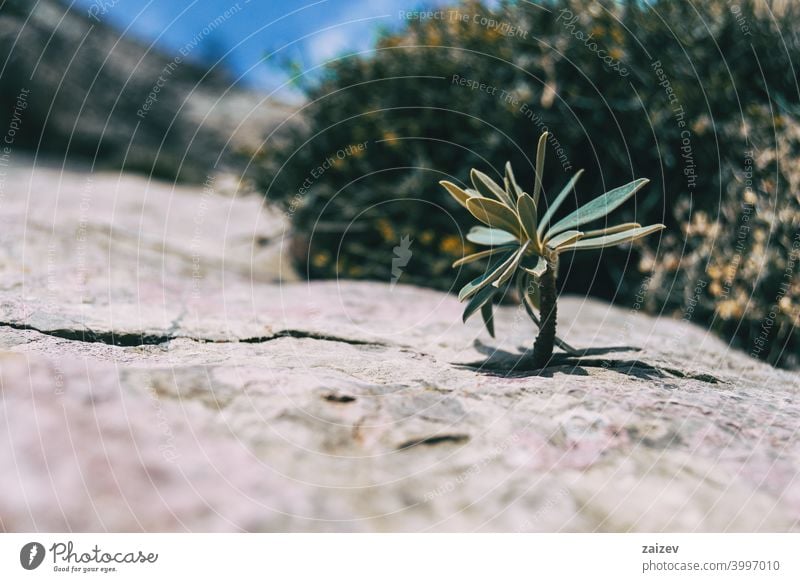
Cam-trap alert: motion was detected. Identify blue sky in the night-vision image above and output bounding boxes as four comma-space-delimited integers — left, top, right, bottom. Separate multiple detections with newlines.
72, 0, 462, 102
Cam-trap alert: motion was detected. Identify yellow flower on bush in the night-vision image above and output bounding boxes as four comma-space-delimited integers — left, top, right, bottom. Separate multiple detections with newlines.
424, 27, 443, 46
706, 264, 723, 280
439, 234, 462, 255
419, 230, 435, 245
312, 251, 330, 268
608, 47, 624, 61
382, 130, 399, 146
376, 218, 395, 241
717, 299, 743, 320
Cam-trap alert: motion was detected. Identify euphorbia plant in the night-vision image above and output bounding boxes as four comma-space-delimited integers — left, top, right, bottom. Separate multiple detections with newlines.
440, 132, 665, 368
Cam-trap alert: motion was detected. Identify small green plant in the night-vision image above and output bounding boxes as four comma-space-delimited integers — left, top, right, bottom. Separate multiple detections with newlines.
440, 132, 665, 368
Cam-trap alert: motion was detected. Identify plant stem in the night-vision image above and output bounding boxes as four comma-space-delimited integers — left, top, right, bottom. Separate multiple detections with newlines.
532, 259, 558, 368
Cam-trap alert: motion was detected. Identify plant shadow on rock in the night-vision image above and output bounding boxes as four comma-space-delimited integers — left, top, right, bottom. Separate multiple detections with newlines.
459, 340, 724, 384
458, 341, 684, 382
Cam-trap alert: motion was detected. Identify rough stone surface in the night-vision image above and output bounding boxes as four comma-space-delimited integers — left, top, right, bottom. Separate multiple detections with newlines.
1, 164, 799, 532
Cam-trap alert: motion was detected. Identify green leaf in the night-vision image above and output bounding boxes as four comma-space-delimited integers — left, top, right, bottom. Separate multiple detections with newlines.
480, 301, 495, 337
491, 243, 528, 288
583, 222, 641, 238
515, 193, 538, 243
547, 230, 584, 250
505, 161, 524, 198
556, 224, 665, 252
439, 180, 479, 209
457, 250, 516, 300
532, 132, 548, 207
462, 283, 498, 324
521, 254, 547, 278
546, 178, 650, 239
466, 197, 522, 236
451, 245, 516, 268
537, 169, 584, 240
466, 226, 517, 246
471, 169, 513, 207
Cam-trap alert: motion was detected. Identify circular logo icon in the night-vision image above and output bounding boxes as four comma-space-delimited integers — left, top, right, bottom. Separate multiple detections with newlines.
20, 542, 45, 570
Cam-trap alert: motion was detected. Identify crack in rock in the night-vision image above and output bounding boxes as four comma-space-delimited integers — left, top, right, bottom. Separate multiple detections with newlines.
238, 330, 385, 346
396, 434, 470, 450
323, 392, 357, 403
0, 321, 387, 348
0, 321, 174, 346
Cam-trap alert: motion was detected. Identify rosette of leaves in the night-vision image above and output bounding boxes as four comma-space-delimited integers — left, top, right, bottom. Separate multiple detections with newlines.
440, 132, 665, 368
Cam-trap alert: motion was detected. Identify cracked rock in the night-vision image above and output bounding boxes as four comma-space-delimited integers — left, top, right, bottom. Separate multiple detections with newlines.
1, 164, 799, 532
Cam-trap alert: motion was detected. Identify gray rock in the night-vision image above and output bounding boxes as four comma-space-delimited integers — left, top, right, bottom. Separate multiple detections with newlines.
1, 164, 798, 532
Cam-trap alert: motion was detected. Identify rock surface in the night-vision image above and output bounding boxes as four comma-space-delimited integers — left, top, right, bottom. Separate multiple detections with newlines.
1, 163, 799, 532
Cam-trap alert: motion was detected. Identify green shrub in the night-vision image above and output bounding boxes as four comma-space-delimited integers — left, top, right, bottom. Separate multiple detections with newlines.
256, 0, 799, 367
643, 106, 800, 368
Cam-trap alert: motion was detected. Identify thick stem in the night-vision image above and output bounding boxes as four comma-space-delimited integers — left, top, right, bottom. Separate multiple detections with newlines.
532, 259, 558, 368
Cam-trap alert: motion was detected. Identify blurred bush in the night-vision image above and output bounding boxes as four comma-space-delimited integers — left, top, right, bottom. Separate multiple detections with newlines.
255, 0, 799, 367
